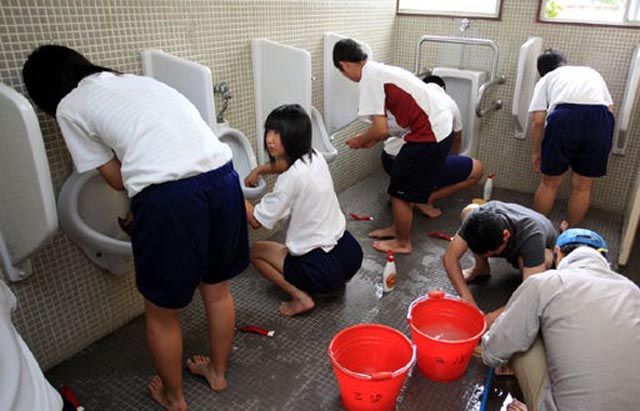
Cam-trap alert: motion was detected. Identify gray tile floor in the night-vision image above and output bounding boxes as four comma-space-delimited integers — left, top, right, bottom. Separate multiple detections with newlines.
47, 170, 627, 411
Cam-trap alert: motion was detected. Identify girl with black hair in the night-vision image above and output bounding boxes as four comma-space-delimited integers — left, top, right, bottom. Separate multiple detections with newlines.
245, 104, 363, 317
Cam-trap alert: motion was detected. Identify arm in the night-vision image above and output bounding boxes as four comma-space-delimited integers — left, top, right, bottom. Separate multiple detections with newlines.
244, 158, 288, 187
346, 115, 388, 149
442, 235, 477, 305
97, 157, 125, 191
450, 130, 462, 155
530, 111, 546, 173
244, 199, 261, 229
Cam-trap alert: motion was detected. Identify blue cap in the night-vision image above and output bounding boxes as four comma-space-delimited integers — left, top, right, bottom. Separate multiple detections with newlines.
556, 228, 608, 255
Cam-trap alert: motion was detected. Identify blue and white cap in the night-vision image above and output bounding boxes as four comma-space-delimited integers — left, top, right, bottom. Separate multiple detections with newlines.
556, 228, 608, 255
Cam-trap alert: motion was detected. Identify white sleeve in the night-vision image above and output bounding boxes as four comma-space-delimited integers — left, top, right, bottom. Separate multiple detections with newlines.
56, 113, 114, 173
358, 76, 386, 116
601, 78, 613, 106
481, 276, 548, 367
528, 79, 549, 112
451, 102, 463, 132
253, 173, 295, 230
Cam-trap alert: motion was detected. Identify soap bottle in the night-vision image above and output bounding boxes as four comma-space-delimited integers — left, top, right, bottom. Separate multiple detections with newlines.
383, 250, 397, 292
483, 173, 495, 201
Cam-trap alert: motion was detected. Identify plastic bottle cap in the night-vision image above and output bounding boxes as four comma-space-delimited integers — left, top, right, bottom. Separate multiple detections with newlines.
487, 173, 496, 179
387, 249, 395, 262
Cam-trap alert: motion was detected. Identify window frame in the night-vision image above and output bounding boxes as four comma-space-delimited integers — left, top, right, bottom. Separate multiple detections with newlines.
537, 0, 640, 29
396, 0, 503, 20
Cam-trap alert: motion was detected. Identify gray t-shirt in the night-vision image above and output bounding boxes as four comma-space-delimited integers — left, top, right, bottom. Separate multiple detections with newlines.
459, 201, 557, 268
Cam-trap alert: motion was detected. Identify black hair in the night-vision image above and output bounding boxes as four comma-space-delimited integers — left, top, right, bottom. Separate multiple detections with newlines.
22, 44, 118, 116
423, 75, 446, 90
264, 104, 313, 166
332, 39, 368, 71
559, 244, 607, 258
537, 48, 566, 77
463, 209, 508, 255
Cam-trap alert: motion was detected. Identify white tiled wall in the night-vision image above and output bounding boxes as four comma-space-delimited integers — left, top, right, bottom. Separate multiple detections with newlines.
0, 0, 397, 369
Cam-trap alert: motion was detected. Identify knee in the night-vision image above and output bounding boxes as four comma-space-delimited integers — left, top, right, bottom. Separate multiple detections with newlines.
541, 175, 562, 189
249, 241, 266, 262
469, 159, 484, 183
571, 176, 592, 192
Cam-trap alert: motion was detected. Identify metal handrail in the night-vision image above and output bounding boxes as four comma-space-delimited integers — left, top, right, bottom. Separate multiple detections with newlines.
475, 75, 506, 117
414, 35, 500, 81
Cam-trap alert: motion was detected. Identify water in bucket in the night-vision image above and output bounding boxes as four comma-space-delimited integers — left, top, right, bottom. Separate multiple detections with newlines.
407, 291, 486, 382
328, 323, 416, 411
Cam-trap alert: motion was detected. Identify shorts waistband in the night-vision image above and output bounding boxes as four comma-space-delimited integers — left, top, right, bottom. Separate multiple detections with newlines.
134, 161, 234, 200
555, 103, 609, 110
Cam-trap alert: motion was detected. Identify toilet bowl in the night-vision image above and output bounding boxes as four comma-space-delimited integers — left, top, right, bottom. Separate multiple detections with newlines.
216, 122, 267, 198
58, 170, 133, 275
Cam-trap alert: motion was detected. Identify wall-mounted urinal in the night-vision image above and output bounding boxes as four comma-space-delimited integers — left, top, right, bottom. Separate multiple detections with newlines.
513, 37, 543, 139
613, 45, 640, 156
141, 49, 266, 198
323, 32, 374, 135
431, 68, 488, 157
58, 170, 133, 275
251, 38, 337, 164
0, 84, 58, 282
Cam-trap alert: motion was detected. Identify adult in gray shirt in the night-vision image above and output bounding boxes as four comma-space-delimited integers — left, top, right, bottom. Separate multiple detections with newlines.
481, 229, 640, 411
443, 201, 557, 325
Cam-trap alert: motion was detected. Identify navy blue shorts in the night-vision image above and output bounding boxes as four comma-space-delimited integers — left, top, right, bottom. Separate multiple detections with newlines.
383, 151, 473, 189
542, 104, 614, 177
283, 231, 363, 294
130, 162, 249, 309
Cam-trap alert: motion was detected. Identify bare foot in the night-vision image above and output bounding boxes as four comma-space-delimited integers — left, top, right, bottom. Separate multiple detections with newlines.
416, 203, 442, 218
463, 267, 490, 282
559, 220, 569, 232
372, 239, 412, 254
186, 355, 227, 392
279, 294, 315, 317
148, 376, 187, 411
507, 398, 528, 411
368, 226, 396, 239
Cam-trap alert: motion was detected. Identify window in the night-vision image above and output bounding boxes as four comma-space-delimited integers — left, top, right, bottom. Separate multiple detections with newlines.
539, 0, 640, 26
397, 0, 502, 19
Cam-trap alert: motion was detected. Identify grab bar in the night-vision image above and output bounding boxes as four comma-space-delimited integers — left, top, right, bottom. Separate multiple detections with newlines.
475, 75, 506, 117
414, 35, 500, 81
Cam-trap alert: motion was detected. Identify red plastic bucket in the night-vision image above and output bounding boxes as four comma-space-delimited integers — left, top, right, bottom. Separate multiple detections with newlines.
328, 323, 416, 411
407, 291, 486, 382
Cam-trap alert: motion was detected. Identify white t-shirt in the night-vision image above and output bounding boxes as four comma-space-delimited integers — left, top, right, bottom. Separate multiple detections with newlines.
0, 281, 63, 411
254, 151, 346, 256
57, 72, 232, 197
529, 66, 613, 113
358, 61, 457, 143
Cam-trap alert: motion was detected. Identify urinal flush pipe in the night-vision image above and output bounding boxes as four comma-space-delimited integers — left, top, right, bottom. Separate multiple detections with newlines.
213, 81, 233, 123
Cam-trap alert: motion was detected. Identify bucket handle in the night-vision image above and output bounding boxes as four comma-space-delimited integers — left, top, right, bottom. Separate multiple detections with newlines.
371, 371, 393, 380
329, 343, 417, 381
407, 290, 446, 322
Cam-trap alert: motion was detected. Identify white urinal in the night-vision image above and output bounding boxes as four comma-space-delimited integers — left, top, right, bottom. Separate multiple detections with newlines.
251, 38, 337, 164
58, 170, 133, 275
140, 49, 266, 198
432, 67, 488, 157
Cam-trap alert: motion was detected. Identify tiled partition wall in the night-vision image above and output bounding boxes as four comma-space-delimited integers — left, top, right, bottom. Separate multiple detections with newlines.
0, 0, 397, 369
394, 1, 640, 213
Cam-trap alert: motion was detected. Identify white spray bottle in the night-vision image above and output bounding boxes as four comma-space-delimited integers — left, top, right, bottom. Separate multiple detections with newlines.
383, 250, 397, 292
483, 173, 496, 202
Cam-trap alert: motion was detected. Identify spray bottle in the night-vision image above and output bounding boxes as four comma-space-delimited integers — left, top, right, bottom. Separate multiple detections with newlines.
383, 250, 397, 292
483, 173, 496, 202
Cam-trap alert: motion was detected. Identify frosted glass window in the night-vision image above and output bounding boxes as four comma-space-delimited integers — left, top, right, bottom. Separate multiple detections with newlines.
540, 0, 640, 26
397, 0, 501, 18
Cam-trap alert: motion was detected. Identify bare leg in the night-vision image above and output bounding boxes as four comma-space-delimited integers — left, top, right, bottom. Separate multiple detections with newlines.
250, 241, 314, 316
507, 398, 528, 411
186, 281, 235, 392
568, 172, 593, 227
145, 300, 187, 411
534, 174, 563, 216
463, 254, 491, 281
418, 159, 485, 218
373, 197, 413, 254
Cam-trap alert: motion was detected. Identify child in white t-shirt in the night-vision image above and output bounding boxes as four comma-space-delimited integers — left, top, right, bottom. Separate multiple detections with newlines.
23, 45, 249, 411
245, 104, 363, 317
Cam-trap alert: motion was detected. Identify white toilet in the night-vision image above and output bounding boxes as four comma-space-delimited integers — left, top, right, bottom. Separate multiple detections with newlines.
57, 170, 133, 275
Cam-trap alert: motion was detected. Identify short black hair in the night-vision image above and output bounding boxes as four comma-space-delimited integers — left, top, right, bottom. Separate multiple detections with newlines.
264, 104, 313, 165
537, 49, 566, 77
462, 209, 508, 255
423, 75, 446, 90
332, 39, 368, 71
559, 244, 607, 258
22, 44, 117, 116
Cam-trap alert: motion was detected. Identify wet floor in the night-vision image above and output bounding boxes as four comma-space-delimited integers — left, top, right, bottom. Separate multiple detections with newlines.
46, 170, 624, 410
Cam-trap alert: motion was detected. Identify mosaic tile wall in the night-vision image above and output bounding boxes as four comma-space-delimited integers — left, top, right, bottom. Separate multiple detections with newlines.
393, 1, 640, 213
0, 0, 397, 369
